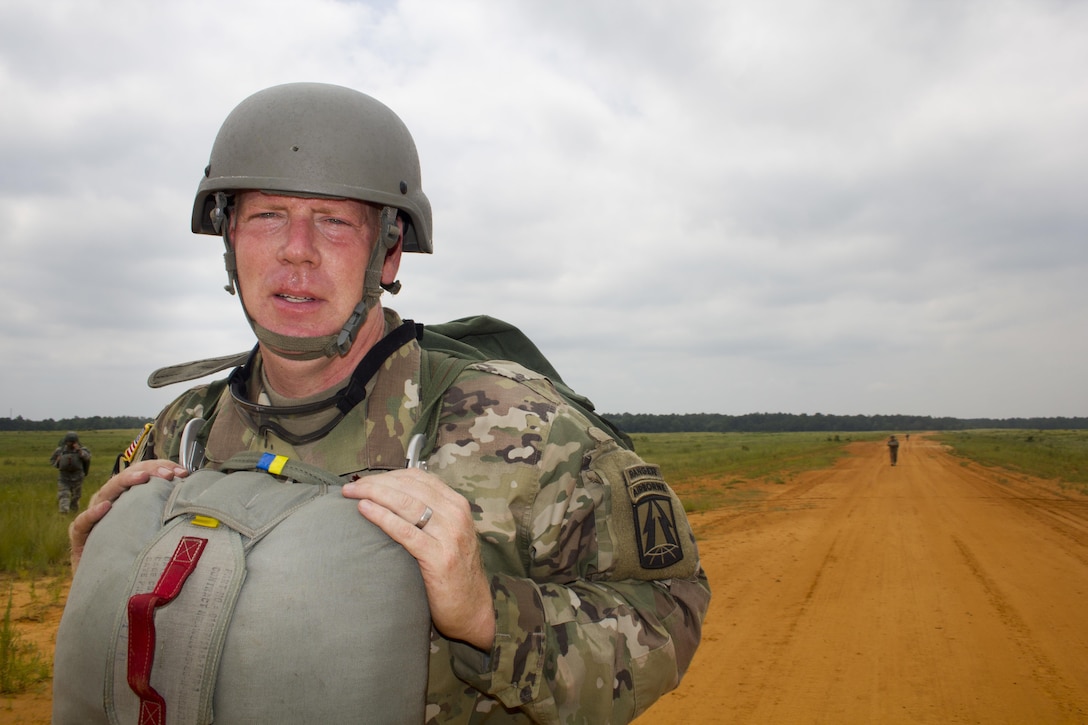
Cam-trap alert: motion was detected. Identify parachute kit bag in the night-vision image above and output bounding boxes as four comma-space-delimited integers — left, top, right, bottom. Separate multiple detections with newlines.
53, 453, 430, 725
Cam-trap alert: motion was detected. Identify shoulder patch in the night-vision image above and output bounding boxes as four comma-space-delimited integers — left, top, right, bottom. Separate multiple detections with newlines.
623, 464, 684, 570
581, 439, 698, 581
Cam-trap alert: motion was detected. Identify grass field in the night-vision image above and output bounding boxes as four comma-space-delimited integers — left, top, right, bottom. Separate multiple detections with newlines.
0, 430, 140, 576
935, 429, 1088, 494
629, 431, 885, 512
1, 430, 144, 696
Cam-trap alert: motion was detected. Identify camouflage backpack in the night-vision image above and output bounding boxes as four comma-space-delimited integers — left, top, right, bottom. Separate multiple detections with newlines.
57, 451, 84, 473
413, 315, 633, 454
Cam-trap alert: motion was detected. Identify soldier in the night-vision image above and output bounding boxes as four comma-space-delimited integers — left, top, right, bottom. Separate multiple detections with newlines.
50, 431, 91, 513
65, 83, 710, 722
887, 434, 900, 466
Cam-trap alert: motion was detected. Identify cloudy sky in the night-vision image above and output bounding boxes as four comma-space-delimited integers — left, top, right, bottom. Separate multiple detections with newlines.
2, 0, 1086, 422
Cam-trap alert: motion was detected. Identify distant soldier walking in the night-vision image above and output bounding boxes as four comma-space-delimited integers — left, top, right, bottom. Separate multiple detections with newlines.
50, 432, 91, 513
887, 435, 900, 467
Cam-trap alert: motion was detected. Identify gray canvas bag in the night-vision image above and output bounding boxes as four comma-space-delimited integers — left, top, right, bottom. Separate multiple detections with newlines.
53, 453, 429, 724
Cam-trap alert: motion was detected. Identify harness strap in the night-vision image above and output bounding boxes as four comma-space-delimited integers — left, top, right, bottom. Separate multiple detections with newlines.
220, 451, 344, 487
409, 349, 474, 462
126, 536, 209, 725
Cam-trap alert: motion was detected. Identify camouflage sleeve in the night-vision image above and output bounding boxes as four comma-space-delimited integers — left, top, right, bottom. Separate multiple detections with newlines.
451, 571, 710, 722
431, 363, 711, 723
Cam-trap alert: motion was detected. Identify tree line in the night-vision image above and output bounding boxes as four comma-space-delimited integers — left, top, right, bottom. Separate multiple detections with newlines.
602, 412, 1088, 434
4, 412, 1086, 435
0, 415, 151, 432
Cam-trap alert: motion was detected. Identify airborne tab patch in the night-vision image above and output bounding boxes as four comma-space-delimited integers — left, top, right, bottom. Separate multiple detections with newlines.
623, 464, 684, 570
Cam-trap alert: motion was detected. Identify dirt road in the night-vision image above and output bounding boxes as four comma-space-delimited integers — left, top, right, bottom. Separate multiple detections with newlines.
7, 435, 1088, 724
636, 435, 1088, 724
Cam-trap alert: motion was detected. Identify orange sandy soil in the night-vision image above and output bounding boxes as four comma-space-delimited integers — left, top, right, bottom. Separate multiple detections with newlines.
7, 435, 1088, 724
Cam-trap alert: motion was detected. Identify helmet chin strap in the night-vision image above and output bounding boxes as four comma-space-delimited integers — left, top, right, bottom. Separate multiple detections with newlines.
214, 194, 402, 360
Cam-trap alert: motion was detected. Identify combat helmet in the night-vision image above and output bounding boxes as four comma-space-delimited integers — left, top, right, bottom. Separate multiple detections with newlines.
192, 82, 433, 359
64, 431, 79, 444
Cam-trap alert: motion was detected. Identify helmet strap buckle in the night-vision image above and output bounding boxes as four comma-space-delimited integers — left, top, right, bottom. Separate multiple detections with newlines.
214, 192, 239, 295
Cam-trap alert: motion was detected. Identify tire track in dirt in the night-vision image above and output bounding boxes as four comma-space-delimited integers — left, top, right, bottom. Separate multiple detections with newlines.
1000, 498, 1088, 570
937, 448, 1088, 556
950, 534, 1082, 721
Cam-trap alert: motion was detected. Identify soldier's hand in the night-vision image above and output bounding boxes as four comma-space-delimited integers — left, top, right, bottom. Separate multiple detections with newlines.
69, 459, 188, 571
342, 469, 496, 651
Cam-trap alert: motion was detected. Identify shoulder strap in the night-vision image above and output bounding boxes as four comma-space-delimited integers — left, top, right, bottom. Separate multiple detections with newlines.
408, 349, 473, 461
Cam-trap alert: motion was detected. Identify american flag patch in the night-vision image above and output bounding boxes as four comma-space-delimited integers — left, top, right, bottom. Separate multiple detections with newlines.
122, 423, 154, 463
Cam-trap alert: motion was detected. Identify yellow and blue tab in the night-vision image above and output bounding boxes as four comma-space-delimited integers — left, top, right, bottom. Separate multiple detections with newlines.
256, 452, 289, 476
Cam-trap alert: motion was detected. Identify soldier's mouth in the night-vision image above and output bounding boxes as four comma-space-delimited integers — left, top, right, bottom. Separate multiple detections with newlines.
277, 293, 316, 303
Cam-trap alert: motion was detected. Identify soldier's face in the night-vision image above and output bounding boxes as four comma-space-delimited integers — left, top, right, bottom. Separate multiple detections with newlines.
230, 192, 399, 339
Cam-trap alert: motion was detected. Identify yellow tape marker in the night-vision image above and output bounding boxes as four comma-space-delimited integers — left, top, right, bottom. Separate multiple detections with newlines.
257, 452, 290, 476
267, 454, 288, 476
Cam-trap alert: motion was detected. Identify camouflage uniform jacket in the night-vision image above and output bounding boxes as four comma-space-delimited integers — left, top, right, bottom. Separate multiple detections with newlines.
134, 312, 711, 724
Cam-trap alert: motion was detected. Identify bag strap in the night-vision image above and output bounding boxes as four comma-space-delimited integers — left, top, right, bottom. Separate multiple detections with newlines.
408, 350, 474, 462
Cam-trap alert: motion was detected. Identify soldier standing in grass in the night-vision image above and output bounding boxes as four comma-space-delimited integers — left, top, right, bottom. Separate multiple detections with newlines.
61, 83, 709, 724
887, 434, 900, 466
50, 431, 91, 513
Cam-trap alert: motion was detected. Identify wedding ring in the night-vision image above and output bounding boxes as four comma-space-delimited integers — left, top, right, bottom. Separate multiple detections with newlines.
415, 505, 433, 529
